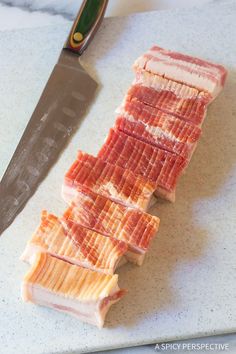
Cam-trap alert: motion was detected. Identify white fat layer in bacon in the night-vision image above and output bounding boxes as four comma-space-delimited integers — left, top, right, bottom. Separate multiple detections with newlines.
21, 245, 45, 264
147, 60, 220, 98
133, 70, 206, 101
125, 250, 145, 266
134, 50, 225, 98
97, 181, 151, 211
20, 244, 124, 275
147, 49, 223, 81
96, 181, 134, 208
62, 182, 151, 213
121, 110, 191, 144
117, 96, 206, 128
116, 256, 127, 268
62, 178, 151, 212
21, 282, 120, 328
155, 186, 176, 203
61, 184, 77, 204
185, 141, 198, 160
149, 195, 157, 208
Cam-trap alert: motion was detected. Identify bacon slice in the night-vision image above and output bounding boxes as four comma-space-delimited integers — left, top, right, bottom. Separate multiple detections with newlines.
63, 185, 160, 266
20, 211, 127, 275
98, 129, 187, 202
22, 253, 125, 327
128, 70, 211, 126
133, 45, 227, 98
62, 151, 155, 211
116, 97, 201, 159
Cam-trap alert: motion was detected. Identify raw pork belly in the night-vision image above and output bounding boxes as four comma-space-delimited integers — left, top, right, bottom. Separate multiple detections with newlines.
63, 186, 160, 265
22, 253, 125, 327
128, 70, 211, 126
62, 151, 155, 211
116, 97, 201, 159
21, 211, 127, 275
21, 44, 227, 328
133, 45, 227, 98
98, 129, 187, 202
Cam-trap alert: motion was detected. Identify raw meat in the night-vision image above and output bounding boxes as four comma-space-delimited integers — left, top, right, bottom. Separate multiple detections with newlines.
21, 211, 128, 275
116, 97, 201, 159
98, 129, 187, 202
133, 45, 227, 98
128, 70, 211, 126
22, 252, 125, 327
63, 185, 160, 266
62, 151, 156, 211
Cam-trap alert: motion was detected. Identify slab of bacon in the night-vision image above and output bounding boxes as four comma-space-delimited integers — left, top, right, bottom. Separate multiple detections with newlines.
21, 44, 227, 327
98, 128, 187, 202
22, 253, 125, 327
133, 45, 227, 98
21, 211, 128, 275
116, 97, 201, 159
62, 150, 155, 211
128, 70, 211, 126
63, 185, 160, 266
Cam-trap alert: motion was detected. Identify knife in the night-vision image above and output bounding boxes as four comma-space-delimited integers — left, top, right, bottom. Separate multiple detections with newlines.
0, 0, 108, 236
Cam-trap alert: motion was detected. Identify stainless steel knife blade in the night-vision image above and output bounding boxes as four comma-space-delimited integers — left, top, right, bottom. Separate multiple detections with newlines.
0, 0, 108, 235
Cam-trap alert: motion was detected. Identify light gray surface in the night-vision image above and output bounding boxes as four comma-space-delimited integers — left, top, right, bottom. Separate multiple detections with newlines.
0, 2, 236, 354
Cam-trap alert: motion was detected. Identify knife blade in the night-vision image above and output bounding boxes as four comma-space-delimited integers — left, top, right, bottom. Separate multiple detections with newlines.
0, 0, 108, 236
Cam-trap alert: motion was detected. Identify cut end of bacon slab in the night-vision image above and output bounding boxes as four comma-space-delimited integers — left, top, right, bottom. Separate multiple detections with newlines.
133, 45, 227, 98
98, 129, 187, 202
116, 97, 202, 160
63, 150, 156, 211
20, 210, 127, 275
62, 185, 160, 265
22, 253, 125, 328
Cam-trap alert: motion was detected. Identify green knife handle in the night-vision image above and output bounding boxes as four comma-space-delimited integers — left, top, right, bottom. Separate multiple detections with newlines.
65, 0, 108, 55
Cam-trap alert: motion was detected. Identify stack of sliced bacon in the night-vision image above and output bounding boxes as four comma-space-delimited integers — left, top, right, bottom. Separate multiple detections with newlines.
21, 45, 226, 327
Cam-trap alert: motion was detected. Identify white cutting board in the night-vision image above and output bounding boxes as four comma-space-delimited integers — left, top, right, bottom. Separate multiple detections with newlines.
0, 1, 236, 353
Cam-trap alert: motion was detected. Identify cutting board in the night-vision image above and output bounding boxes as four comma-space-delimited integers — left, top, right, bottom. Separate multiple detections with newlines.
1, 1, 236, 353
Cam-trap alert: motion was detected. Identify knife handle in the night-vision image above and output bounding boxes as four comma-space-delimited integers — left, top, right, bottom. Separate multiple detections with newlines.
65, 0, 108, 55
